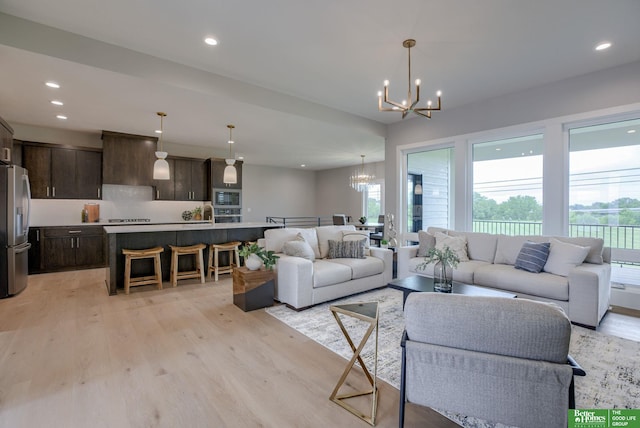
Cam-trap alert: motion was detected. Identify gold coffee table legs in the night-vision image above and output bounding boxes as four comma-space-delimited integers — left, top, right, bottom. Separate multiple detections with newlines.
329, 302, 379, 426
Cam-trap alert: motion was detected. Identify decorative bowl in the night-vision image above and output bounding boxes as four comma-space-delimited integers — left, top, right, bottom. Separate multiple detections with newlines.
182, 210, 193, 221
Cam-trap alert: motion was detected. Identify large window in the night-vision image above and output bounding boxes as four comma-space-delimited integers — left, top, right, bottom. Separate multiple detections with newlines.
569, 118, 640, 284
407, 148, 454, 231
472, 134, 544, 235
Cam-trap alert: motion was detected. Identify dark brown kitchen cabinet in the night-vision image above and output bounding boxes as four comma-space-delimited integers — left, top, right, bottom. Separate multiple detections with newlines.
28, 227, 42, 274
102, 131, 156, 186
210, 158, 242, 190
174, 158, 208, 201
40, 226, 105, 272
153, 158, 175, 200
0, 115, 13, 163
23, 144, 102, 199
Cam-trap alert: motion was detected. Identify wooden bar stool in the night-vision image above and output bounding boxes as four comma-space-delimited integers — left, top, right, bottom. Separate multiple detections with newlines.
169, 244, 206, 287
208, 241, 241, 281
122, 246, 164, 295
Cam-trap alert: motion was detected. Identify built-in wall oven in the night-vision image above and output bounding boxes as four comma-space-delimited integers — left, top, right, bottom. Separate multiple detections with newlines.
213, 189, 242, 222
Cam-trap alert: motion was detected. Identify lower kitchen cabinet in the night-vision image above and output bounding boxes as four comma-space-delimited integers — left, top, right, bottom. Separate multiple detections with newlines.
36, 226, 106, 273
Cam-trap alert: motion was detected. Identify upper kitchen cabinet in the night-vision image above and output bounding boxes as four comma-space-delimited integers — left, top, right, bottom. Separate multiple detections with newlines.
0, 115, 13, 164
23, 143, 103, 199
102, 131, 156, 187
174, 158, 208, 201
210, 158, 242, 190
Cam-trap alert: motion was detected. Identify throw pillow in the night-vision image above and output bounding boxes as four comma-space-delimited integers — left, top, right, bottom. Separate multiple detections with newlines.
543, 238, 590, 277
416, 230, 436, 257
283, 240, 316, 261
434, 232, 469, 262
327, 239, 365, 259
342, 230, 370, 248
514, 241, 551, 273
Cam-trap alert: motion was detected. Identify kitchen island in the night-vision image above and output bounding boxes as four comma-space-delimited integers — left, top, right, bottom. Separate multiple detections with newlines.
104, 222, 280, 295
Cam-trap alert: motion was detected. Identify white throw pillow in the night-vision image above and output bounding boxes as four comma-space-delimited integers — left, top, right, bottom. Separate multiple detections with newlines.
283, 240, 316, 261
434, 232, 469, 262
343, 230, 371, 256
416, 230, 435, 257
543, 238, 590, 277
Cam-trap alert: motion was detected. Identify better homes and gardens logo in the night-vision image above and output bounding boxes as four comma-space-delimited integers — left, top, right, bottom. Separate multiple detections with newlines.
569, 409, 640, 428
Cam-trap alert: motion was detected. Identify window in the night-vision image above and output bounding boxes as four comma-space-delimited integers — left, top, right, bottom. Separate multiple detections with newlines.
569, 118, 640, 285
364, 181, 383, 223
407, 148, 454, 231
472, 134, 544, 235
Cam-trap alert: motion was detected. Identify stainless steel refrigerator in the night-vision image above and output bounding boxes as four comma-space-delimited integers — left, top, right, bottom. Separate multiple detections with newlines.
0, 164, 31, 298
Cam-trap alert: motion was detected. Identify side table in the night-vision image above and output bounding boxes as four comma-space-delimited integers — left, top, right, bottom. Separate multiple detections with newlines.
329, 302, 379, 426
232, 266, 275, 311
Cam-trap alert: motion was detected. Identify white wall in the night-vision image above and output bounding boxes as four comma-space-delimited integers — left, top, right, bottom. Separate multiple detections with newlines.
315, 161, 385, 221
385, 60, 640, 232
241, 164, 316, 222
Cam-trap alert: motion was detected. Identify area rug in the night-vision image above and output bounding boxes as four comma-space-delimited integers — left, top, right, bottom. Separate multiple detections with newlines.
266, 287, 640, 427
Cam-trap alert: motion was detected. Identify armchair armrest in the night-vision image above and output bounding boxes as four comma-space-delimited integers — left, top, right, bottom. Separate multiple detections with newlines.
370, 247, 393, 284
397, 245, 419, 280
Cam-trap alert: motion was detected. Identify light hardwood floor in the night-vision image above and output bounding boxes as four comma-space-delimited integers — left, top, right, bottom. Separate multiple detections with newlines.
0, 269, 457, 428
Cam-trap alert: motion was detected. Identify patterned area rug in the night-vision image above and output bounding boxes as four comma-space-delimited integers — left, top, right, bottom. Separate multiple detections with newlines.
266, 287, 640, 427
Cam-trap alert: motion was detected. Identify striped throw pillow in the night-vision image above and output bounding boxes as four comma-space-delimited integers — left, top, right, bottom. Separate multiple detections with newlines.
514, 241, 551, 273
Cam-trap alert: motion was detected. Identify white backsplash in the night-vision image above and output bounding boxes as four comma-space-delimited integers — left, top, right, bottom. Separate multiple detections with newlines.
30, 184, 210, 226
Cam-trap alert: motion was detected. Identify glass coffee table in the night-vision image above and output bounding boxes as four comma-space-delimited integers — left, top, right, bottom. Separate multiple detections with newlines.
388, 275, 517, 307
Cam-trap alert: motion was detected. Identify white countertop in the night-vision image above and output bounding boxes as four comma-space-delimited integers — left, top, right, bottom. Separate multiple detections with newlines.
103, 222, 279, 234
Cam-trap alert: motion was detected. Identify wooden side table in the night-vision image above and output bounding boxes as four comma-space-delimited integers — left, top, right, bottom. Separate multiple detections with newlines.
232, 266, 275, 311
329, 302, 379, 426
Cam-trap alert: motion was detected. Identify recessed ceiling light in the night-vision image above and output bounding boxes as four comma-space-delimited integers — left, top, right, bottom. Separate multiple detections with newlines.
595, 42, 612, 51
51, 100, 63, 106
155, 130, 162, 134
204, 37, 218, 46
628, 129, 637, 134
56, 115, 67, 120
301, 164, 306, 168
238, 156, 244, 160
46, 81, 60, 88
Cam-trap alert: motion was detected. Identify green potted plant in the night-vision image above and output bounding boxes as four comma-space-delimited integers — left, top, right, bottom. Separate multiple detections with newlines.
417, 246, 460, 292
239, 243, 279, 271
380, 239, 389, 249
192, 206, 202, 221
359, 216, 367, 224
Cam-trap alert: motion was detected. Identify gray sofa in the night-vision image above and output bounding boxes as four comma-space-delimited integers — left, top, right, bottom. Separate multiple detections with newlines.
397, 227, 611, 328
258, 225, 393, 310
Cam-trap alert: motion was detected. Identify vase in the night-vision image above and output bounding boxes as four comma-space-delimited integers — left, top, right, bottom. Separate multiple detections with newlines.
245, 253, 263, 271
433, 259, 453, 292
194, 213, 202, 220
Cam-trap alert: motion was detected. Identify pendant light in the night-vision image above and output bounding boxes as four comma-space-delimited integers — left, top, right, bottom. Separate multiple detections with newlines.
153, 112, 170, 180
350, 155, 375, 192
223, 124, 237, 185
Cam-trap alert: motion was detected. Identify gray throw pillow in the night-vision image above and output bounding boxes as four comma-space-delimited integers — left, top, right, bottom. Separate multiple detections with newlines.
327, 239, 365, 259
283, 240, 316, 261
514, 241, 550, 273
416, 230, 435, 257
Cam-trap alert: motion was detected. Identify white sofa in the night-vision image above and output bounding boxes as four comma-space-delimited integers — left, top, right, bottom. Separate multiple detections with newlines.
397, 227, 612, 328
258, 225, 393, 310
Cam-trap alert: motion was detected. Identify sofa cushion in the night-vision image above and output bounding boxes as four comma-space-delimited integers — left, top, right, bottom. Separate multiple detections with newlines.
329, 257, 384, 280
514, 241, 551, 273
343, 230, 370, 247
463, 232, 499, 263
264, 228, 305, 253
412, 259, 489, 285
555, 236, 604, 265
474, 264, 569, 301
283, 240, 316, 261
327, 239, 365, 259
316, 225, 356, 258
312, 259, 352, 288
543, 238, 590, 277
434, 232, 469, 262
297, 229, 321, 259
494, 235, 547, 265
416, 230, 435, 257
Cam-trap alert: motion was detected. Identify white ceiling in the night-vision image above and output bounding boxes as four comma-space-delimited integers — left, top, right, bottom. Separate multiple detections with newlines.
1, 0, 639, 170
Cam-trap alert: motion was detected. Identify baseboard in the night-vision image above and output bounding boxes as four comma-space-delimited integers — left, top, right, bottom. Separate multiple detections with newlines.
610, 285, 640, 311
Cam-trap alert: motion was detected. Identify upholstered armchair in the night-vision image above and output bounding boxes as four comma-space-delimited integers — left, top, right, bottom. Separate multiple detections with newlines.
400, 293, 585, 428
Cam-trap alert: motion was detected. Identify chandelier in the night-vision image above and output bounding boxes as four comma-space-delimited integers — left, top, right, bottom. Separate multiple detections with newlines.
223, 124, 237, 185
350, 155, 375, 192
378, 39, 442, 119
153, 112, 170, 180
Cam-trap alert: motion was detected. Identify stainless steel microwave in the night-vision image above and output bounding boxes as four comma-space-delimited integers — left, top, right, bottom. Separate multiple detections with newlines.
213, 189, 241, 207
